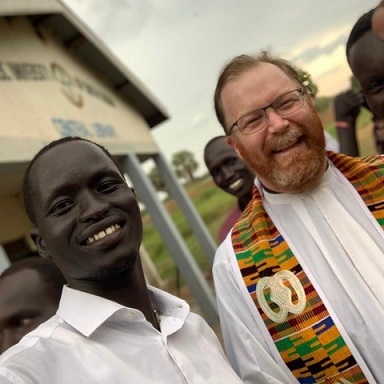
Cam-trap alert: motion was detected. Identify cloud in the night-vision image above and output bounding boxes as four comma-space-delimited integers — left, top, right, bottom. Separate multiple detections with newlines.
61, 0, 379, 166
63, 0, 153, 40
290, 34, 347, 64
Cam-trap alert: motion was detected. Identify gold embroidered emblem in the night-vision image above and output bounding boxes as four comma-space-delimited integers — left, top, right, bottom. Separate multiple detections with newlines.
256, 270, 306, 323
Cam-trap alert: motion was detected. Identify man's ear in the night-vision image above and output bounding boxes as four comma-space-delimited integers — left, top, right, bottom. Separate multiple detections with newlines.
30, 229, 52, 259
226, 135, 235, 148
226, 136, 244, 161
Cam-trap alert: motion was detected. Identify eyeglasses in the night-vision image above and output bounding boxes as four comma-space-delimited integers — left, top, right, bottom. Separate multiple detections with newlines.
227, 88, 305, 135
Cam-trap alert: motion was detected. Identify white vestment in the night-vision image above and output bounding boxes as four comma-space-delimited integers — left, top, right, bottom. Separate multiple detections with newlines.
213, 162, 384, 383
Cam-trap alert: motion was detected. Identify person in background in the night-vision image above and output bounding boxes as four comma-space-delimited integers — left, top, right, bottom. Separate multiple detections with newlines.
204, 135, 254, 242
0, 257, 66, 354
212, 50, 384, 383
372, 0, 384, 40
333, 89, 363, 156
346, 6, 384, 151
0, 136, 244, 384
333, 89, 384, 155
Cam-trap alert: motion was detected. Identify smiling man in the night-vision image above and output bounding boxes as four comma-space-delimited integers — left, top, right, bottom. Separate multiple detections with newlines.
204, 135, 254, 242
0, 137, 243, 384
211, 51, 384, 383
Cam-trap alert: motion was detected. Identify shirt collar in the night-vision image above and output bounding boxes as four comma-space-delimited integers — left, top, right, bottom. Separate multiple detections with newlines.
57, 285, 190, 337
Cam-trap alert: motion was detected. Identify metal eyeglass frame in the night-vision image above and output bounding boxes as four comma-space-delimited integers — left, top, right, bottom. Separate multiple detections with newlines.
227, 88, 305, 136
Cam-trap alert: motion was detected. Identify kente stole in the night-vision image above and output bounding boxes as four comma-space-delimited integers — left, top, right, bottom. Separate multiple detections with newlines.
231, 152, 384, 383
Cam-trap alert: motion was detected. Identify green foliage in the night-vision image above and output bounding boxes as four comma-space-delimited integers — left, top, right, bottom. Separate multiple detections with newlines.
357, 107, 374, 127
142, 177, 235, 285
356, 108, 376, 155
171, 150, 199, 182
324, 122, 337, 140
314, 96, 332, 113
148, 166, 166, 192
350, 75, 360, 92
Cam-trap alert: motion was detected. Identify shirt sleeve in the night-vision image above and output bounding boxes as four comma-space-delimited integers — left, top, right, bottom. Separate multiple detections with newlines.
212, 237, 293, 384
0, 370, 25, 384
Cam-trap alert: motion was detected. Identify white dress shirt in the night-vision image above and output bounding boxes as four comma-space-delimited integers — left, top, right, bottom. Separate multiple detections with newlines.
0, 285, 243, 384
213, 162, 384, 383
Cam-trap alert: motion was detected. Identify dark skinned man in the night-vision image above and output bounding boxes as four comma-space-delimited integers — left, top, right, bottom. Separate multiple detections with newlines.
0, 137, 243, 384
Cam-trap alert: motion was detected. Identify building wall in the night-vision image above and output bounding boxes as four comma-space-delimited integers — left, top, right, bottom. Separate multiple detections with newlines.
0, 15, 160, 163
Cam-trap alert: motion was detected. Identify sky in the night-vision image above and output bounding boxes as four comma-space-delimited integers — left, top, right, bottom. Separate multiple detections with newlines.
61, 0, 379, 175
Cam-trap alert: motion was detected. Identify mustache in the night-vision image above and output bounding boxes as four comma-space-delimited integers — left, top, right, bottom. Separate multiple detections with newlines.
266, 128, 303, 152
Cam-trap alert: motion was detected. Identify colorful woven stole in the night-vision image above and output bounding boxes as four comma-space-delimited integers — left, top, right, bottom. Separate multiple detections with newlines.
232, 152, 384, 383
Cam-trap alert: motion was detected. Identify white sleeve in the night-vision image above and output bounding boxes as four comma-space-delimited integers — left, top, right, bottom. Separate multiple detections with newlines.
0, 370, 25, 384
212, 236, 293, 384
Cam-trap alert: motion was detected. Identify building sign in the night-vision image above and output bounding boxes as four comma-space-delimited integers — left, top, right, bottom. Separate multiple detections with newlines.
0, 61, 115, 108
0, 16, 159, 162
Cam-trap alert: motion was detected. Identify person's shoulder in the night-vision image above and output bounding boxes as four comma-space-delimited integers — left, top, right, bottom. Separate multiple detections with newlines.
0, 369, 21, 384
182, 311, 222, 344
356, 154, 384, 175
328, 151, 384, 171
0, 315, 63, 365
360, 154, 384, 165
0, 316, 69, 384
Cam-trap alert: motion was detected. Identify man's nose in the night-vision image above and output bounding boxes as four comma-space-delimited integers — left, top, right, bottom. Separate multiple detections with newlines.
222, 167, 232, 178
265, 107, 289, 133
218, 167, 232, 183
78, 192, 109, 222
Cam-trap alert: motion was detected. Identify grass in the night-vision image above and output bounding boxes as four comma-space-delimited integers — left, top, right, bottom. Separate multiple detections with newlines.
142, 176, 236, 287
142, 106, 377, 290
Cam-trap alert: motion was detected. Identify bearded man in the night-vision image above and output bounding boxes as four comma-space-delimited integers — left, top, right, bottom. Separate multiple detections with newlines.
211, 51, 384, 383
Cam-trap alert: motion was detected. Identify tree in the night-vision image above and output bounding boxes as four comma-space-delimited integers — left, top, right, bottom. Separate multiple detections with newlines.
171, 150, 199, 183
148, 166, 166, 192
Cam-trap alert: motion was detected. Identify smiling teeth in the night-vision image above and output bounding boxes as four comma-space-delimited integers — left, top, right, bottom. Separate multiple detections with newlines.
229, 179, 242, 189
86, 224, 121, 245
